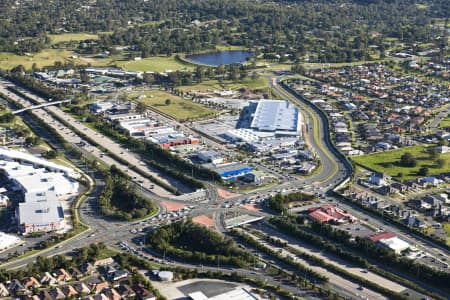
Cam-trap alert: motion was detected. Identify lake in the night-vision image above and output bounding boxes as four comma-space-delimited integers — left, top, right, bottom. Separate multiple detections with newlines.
186, 50, 254, 67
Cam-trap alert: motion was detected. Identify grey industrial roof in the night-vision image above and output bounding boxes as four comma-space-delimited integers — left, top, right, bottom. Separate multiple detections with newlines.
250, 100, 299, 132
17, 195, 64, 226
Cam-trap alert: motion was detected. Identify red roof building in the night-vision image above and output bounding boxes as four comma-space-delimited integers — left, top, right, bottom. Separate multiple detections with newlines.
368, 232, 396, 242
308, 205, 358, 224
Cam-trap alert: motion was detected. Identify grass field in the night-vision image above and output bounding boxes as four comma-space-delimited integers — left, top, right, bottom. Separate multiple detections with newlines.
439, 117, 450, 128
48, 33, 99, 44
130, 90, 216, 120
443, 223, 450, 245
177, 77, 269, 93
0, 49, 79, 69
118, 55, 195, 72
352, 145, 450, 180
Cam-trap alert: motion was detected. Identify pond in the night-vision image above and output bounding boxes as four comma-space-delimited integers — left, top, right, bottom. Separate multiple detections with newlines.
186, 50, 254, 67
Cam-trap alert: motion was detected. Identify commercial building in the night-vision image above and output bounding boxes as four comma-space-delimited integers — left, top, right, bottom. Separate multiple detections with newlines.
209, 163, 253, 181
15, 192, 65, 234
0, 147, 77, 178
197, 151, 226, 165
308, 205, 358, 224
368, 232, 410, 254
119, 118, 160, 136
188, 288, 260, 300
0, 161, 79, 200
145, 133, 199, 149
249, 100, 301, 136
0, 148, 79, 234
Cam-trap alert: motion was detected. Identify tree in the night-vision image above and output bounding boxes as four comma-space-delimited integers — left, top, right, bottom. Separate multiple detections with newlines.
399, 152, 417, 167
418, 167, 429, 176
136, 102, 147, 113
251, 71, 260, 81
429, 148, 440, 160
165, 99, 171, 106
436, 158, 446, 168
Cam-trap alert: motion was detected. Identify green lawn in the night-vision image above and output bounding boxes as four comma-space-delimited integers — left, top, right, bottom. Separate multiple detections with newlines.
0, 49, 80, 70
439, 117, 450, 128
118, 55, 194, 72
443, 223, 450, 245
129, 90, 216, 121
177, 77, 269, 92
352, 145, 450, 180
48, 33, 99, 44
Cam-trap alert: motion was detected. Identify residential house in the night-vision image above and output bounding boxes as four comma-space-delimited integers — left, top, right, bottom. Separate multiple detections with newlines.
39, 272, 57, 286
425, 176, 443, 186
407, 199, 431, 211
436, 145, 450, 154
49, 287, 66, 300
8, 279, 27, 295
22, 277, 41, 289
94, 294, 109, 300
376, 185, 396, 196
434, 193, 449, 204
81, 296, 95, 300
80, 262, 97, 275
104, 288, 121, 300
391, 182, 408, 193
73, 282, 91, 294
91, 281, 109, 294
0, 283, 9, 297
116, 284, 136, 298
54, 268, 72, 282
132, 284, 156, 300
39, 290, 53, 300
368, 172, 389, 186
62, 285, 79, 298
69, 267, 84, 280
402, 216, 426, 228
23, 295, 40, 300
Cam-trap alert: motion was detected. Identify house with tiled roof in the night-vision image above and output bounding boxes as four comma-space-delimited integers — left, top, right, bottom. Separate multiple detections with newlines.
91, 281, 109, 294
62, 285, 79, 298
73, 282, 91, 294
22, 277, 41, 289
104, 288, 121, 300
49, 287, 66, 300
54, 268, 72, 282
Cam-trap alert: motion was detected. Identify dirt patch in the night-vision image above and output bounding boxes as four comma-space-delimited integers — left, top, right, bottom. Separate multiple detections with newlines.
216, 187, 240, 199
161, 201, 186, 212
242, 204, 261, 211
192, 215, 215, 228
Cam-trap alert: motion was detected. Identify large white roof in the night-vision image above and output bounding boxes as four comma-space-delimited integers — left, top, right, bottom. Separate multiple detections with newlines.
189, 288, 259, 300
250, 100, 300, 133
0, 232, 21, 250
17, 196, 64, 226
379, 237, 410, 251
0, 147, 75, 177
12, 171, 78, 196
